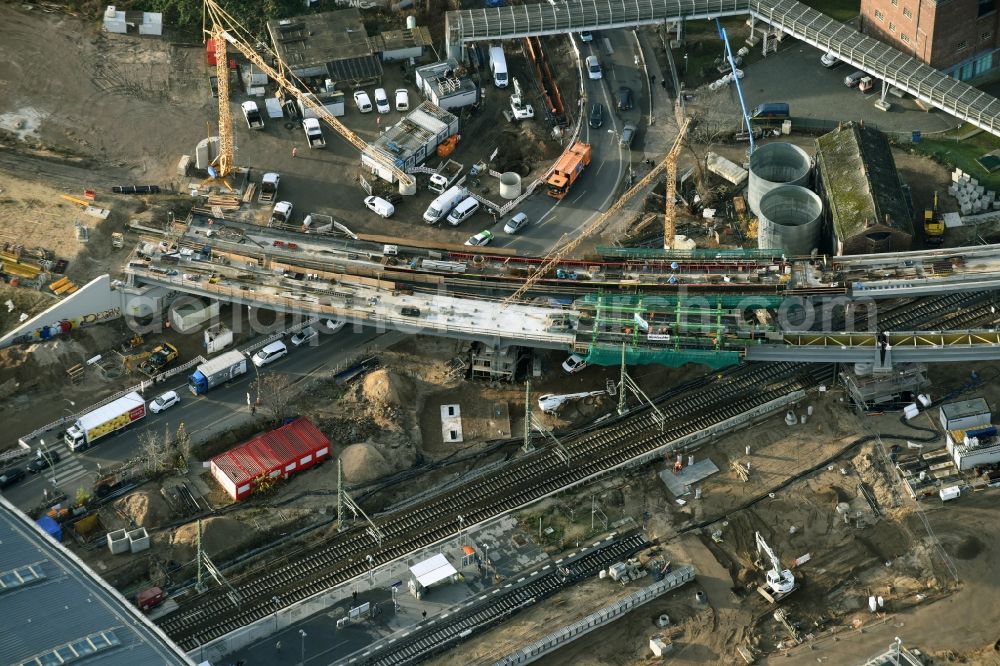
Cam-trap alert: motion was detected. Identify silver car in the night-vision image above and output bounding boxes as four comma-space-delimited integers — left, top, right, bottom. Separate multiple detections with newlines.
504, 212, 529, 234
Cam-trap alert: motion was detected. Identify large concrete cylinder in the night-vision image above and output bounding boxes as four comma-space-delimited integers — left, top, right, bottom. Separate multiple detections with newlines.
757, 185, 822, 255
748, 142, 811, 217
499, 172, 522, 199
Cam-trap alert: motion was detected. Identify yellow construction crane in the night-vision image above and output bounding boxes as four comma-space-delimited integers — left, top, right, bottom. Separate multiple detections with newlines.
201, 0, 415, 193
663, 119, 690, 250
203, 23, 234, 191
502, 118, 690, 307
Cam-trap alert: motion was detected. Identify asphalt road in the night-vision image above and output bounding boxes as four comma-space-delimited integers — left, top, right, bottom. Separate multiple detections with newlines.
497, 29, 648, 255
1, 325, 389, 510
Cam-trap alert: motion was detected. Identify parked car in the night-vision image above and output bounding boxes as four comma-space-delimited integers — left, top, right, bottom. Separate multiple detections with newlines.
149, 390, 180, 414
561, 353, 588, 374
400, 306, 421, 317
252, 341, 288, 367
589, 102, 604, 129
617, 86, 633, 111
586, 55, 602, 80
504, 212, 529, 234
0, 467, 25, 489
395, 88, 410, 112
579, 31, 593, 42
464, 230, 494, 246
619, 123, 637, 147
324, 319, 346, 332
290, 325, 318, 347
27, 450, 61, 474
844, 70, 866, 87
353, 90, 373, 112
364, 195, 395, 218
374, 87, 390, 114
820, 52, 840, 68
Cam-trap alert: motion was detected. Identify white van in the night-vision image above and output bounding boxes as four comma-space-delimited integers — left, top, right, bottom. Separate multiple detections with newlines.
489, 46, 509, 88
446, 196, 480, 226
364, 195, 395, 218
252, 341, 288, 367
423, 185, 468, 224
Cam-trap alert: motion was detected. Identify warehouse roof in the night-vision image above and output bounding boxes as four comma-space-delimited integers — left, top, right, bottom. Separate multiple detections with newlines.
267, 9, 382, 82
373, 26, 434, 53
0, 497, 190, 666
816, 122, 913, 241
211, 417, 330, 487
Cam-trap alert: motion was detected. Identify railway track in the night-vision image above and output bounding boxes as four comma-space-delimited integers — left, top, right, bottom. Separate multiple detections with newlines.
159, 361, 823, 649
159, 293, 993, 651
352, 532, 651, 666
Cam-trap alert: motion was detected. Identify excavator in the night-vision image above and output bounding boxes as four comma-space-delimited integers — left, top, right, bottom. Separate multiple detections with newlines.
924, 191, 944, 246
754, 531, 797, 603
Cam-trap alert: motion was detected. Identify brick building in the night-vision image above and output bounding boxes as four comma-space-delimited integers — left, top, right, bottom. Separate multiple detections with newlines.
860, 0, 1000, 79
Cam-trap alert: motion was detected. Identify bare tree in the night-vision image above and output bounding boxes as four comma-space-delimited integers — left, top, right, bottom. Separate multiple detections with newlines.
174, 422, 193, 470
140, 425, 173, 474
252, 373, 295, 423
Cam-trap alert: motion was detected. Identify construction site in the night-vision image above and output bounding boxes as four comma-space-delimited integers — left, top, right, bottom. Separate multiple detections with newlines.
4, 0, 1000, 665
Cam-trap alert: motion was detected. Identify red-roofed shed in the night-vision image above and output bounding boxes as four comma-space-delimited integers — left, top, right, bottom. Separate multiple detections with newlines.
210, 417, 331, 500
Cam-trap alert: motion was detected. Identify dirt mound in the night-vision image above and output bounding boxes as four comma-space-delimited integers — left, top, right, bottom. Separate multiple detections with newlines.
0, 338, 88, 392
115, 490, 172, 529
362, 368, 414, 407
340, 442, 391, 485
170, 516, 256, 561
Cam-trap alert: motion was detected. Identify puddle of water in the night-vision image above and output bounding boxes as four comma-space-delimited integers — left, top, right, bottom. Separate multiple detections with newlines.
0, 107, 48, 140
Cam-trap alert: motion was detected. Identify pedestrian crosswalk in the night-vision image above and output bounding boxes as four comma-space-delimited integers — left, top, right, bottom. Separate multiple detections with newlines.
47, 446, 90, 491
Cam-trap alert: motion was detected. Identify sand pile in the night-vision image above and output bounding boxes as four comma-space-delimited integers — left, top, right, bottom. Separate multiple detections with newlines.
170, 516, 257, 561
0, 338, 88, 397
340, 442, 391, 485
116, 490, 172, 529
362, 368, 414, 407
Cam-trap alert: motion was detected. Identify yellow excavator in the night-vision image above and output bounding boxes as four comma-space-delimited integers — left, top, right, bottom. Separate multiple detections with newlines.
924, 191, 944, 246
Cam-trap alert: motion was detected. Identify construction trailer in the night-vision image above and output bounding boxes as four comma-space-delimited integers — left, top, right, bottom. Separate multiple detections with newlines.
939, 397, 991, 431
362, 102, 459, 183
416, 59, 479, 111
209, 417, 331, 501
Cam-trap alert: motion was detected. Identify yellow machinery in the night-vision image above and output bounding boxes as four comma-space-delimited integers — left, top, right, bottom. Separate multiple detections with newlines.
503, 118, 690, 307
924, 191, 944, 246
663, 119, 691, 249
202, 0, 415, 193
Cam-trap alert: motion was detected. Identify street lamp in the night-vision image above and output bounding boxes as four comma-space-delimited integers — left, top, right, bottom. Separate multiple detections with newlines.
298, 629, 307, 666
367, 554, 374, 586
482, 543, 491, 578
37, 438, 57, 490
271, 595, 282, 631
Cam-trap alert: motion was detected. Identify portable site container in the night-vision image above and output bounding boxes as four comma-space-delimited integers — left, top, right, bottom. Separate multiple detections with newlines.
210, 417, 331, 500
939, 398, 991, 431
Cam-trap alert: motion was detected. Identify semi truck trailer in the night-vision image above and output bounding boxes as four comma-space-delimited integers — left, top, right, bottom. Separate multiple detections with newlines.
188, 350, 248, 395
64, 391, 147, 452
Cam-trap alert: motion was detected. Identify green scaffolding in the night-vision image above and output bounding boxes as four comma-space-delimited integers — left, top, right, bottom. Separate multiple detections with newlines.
596, 246, 783, 260
578, 291, 784, 310
584, 344, 742, 369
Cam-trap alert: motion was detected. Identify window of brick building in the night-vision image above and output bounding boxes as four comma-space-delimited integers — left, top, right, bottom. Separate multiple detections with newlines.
956, 40, 968, 51
901, 33, 911, 42
978, 0, 996, 18
889, 21, 897, 32
874, 9, 884, 20
902, 7, 912, 18
891, 0, 898, 5
983, 31, 994, 41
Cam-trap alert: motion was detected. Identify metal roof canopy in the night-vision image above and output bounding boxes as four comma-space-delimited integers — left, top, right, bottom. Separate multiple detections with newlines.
445, 0, 1000, 138
409, 553, 457, 587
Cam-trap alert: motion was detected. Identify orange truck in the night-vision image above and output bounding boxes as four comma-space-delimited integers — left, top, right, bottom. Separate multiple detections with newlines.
546, 142, 592, 199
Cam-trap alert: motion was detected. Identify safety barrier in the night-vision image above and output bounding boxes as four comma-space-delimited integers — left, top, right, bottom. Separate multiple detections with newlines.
492, 565, 697, 665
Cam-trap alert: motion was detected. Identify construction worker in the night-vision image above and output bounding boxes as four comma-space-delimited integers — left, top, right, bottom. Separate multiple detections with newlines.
292, 147, 298, 158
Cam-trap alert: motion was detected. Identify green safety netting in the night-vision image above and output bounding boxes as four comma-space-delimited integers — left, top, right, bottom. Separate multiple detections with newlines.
596, 247, 783, 260
583, 345, 742, 370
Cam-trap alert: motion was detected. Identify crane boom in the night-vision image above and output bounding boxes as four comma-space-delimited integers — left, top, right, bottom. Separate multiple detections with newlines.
502, 118, 690, 308
203, 0, 415, 191
211, 24, 233, 180
663, 119, 690, 249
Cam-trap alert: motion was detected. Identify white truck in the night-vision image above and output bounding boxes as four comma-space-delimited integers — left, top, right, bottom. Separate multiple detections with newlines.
303, 118, 326, 148
64, 392, 147, 452
188, 350, 248, 395
258, 172, 280, 203
423, 185, 468, 224
270, 201, 294, 226
429, 160, 464, 194
489, 46, 509, 88
241, 101, 265, 130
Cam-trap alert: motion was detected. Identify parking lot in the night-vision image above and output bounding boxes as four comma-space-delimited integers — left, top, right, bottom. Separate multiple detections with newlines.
692, 39, 961, 135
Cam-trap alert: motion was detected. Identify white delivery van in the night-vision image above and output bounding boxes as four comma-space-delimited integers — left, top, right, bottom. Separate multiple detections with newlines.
446, 196, 480, 226
423, 185, 469, 224
252, 341, 288, 367
489, 46, 509, 88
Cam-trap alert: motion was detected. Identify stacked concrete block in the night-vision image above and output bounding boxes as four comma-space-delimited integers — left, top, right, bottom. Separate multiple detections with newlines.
128, 527, 150, 553
107, 529, 129, 554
